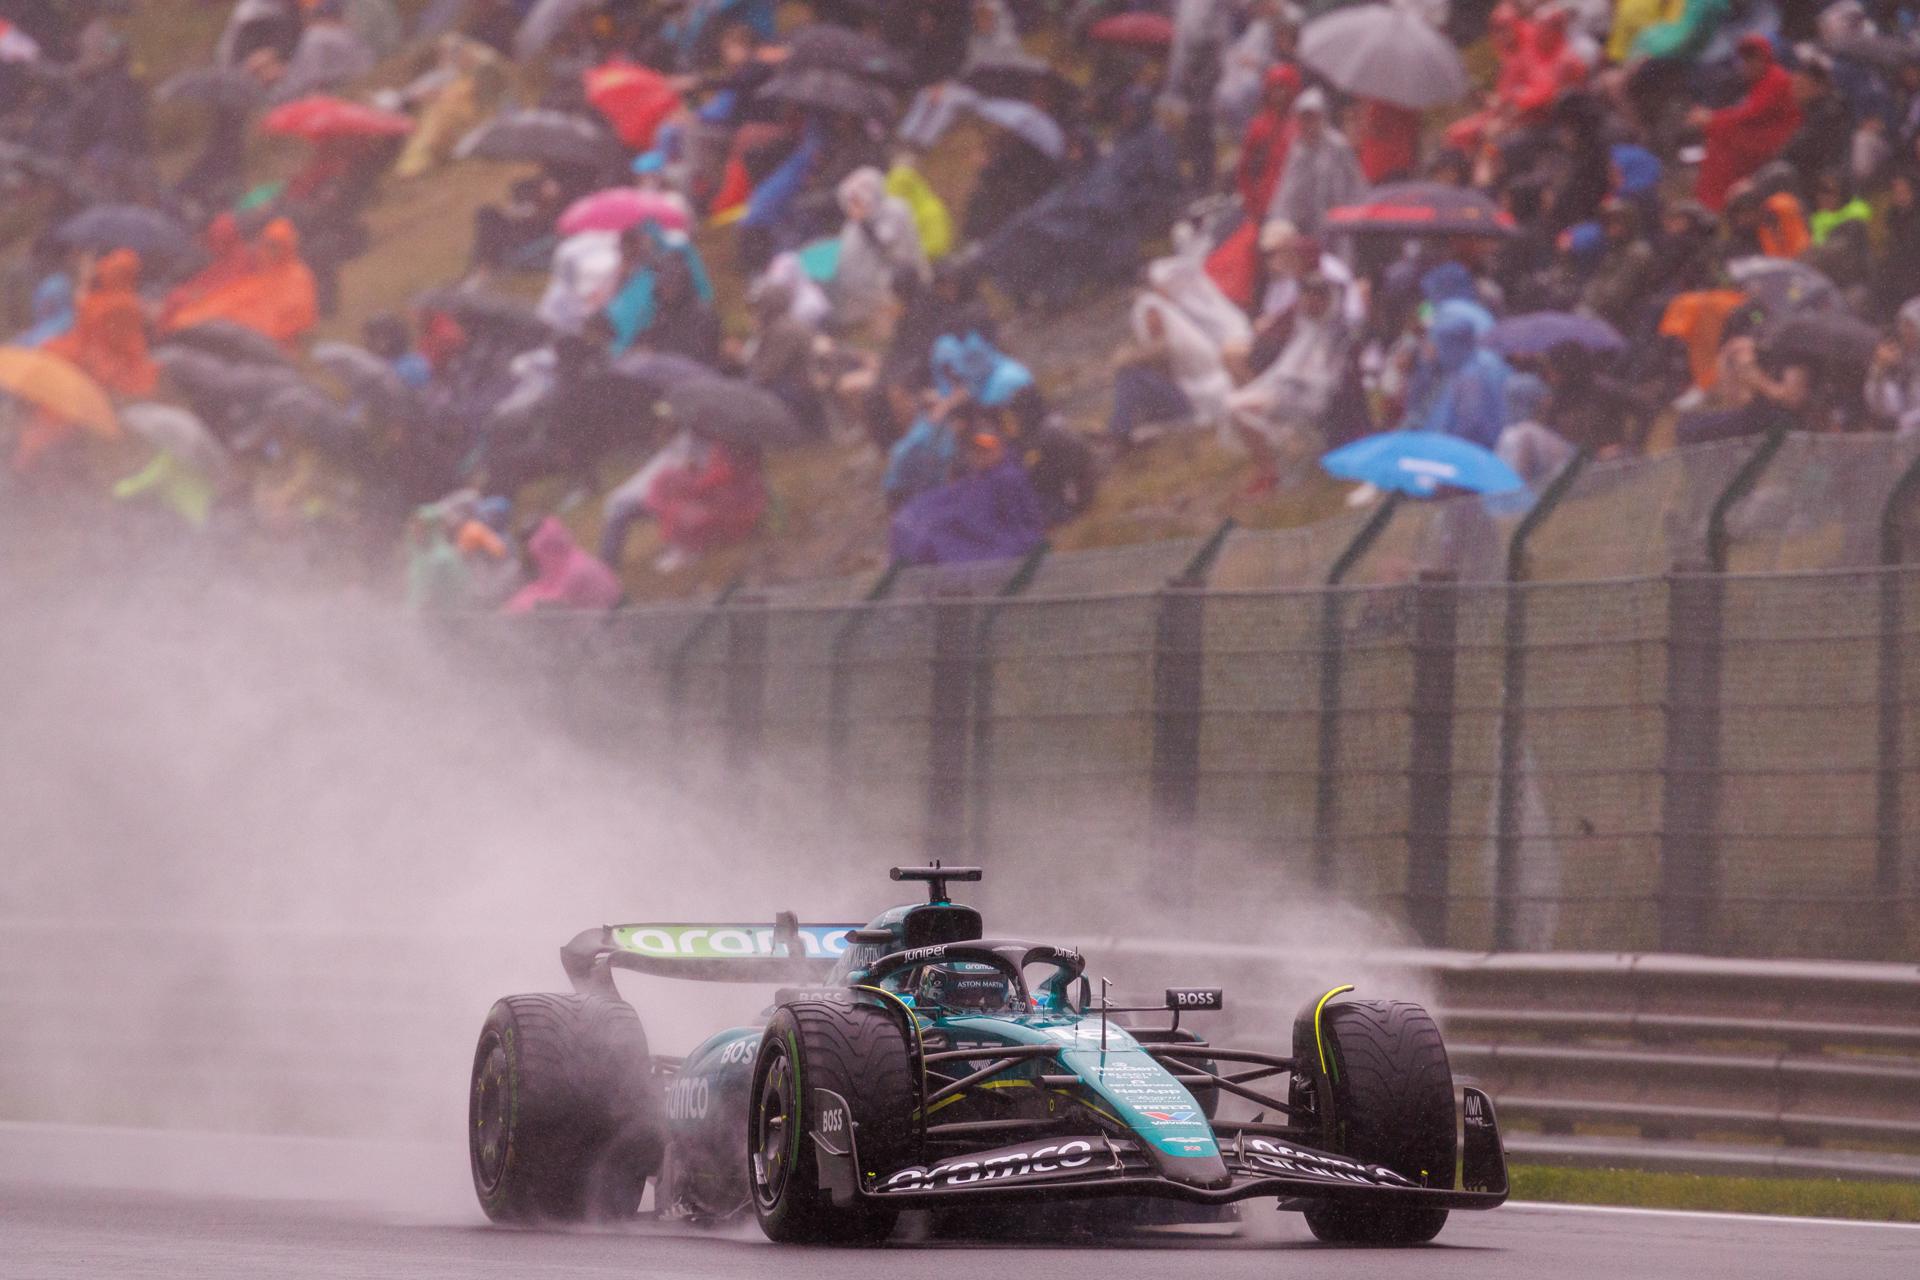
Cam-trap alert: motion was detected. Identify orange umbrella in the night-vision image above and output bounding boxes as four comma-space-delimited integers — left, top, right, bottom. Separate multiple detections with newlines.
0, 347, 120, 438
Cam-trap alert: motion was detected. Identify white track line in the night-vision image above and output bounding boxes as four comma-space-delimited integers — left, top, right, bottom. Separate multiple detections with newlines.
1507, 1200, 1920, 1231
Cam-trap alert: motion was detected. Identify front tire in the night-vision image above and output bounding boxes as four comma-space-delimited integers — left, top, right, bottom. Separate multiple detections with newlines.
469, 993, 663, 1224
749, 1000, 915, 1243
1295, 997, 1456, 1246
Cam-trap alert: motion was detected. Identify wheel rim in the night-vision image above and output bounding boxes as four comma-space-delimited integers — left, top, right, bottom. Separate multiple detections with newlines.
472, 1033, 510, 1193
751, 1042, 796, 1209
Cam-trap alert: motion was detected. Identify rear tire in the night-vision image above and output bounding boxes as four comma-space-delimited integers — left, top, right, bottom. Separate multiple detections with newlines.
469, 993, 663, 1224
1295, 998, 1455, 1246
749, 1000, 915, 1243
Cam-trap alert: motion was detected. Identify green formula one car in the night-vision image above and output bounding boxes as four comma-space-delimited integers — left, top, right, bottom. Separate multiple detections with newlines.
467, 865, 1507, 1244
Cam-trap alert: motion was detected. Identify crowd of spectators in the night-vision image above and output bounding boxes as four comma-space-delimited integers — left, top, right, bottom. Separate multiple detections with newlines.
7, 0, 1920, 611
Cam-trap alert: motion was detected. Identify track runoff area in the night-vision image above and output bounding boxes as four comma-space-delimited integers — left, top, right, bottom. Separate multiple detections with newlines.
2, 1171, 1916, 1280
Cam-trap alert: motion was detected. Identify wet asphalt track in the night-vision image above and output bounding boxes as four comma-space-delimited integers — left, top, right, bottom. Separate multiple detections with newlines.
7, 1181, 1920, 1280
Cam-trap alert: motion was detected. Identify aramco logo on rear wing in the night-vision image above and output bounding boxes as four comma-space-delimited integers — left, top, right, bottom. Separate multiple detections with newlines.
612, 924, 858, 959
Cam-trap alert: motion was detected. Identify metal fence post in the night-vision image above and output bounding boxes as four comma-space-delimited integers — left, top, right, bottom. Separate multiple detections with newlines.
826, 562, 903, 811
1493, 453, 1590, 950
964, 543, 1052, 867
1873, 451, 1920, 952
1706, 426, 1789, 573
1658, 563, 1724, 950
722, 592, 768, 784
1407, 570, 1460, 947
1150, 520, 1237, 899
926, 592, 976, 863
1313, 493, 1403, 889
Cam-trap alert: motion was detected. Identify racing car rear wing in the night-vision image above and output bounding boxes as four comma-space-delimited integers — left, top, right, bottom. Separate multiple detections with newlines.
561, 913, 865, 994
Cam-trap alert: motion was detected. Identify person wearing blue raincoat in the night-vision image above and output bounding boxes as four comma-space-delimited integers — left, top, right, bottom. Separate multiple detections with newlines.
930, 332, 1034, 408
1399, 299, 1512, 450
606, 224, 716, 355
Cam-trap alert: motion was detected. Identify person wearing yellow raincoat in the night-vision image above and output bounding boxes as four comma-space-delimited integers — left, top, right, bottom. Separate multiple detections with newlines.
887, 160, 953, 262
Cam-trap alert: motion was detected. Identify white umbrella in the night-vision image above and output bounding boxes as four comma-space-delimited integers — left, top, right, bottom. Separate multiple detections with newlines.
1299, 3, 1469, 111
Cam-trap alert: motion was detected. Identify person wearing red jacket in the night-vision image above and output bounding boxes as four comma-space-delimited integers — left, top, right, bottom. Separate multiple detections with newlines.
646, 438, 769, 568
1508, 7, 1589, 120
1693, 36, 1801, 212
1236, 63, 1300, 220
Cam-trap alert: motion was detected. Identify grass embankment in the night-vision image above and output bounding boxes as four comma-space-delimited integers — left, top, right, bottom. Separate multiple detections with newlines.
1510, 1164, 1920, 1224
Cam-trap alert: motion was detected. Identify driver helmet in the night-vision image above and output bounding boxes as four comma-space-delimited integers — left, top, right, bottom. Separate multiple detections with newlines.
914, 962, 1014, 1012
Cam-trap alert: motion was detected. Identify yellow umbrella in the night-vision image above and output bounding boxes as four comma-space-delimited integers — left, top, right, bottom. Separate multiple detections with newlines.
0, 346, 121, 439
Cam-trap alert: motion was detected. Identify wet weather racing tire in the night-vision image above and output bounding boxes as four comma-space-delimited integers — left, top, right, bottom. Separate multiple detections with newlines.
749, 1000, 915, 1244
468, 993, 664, 1224
1299, 998, 1456, 1246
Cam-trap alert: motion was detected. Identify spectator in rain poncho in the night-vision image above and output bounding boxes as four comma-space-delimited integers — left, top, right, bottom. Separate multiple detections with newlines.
1265, 88, 1365, 238
741, 278, 823, 437
1866, 298, 1920, 435
833, 167, 928, 327
504, 516, 623, 613
885, 410, 957, 508
889, 431, 1047, 567
163, 218, 319, 347
1229, 270, 1353, 494
388, 35, 510, 180
1108, 261, 1234, 444
1495, 373, 1578, 487
45, 249, 155, 398
606, 225, 717, 356
1399, 300, 1511, 450
1692, 35, 1800, 212
644, 437, 768, 569
931, 333, 1037, 427
538, 231, 625, 335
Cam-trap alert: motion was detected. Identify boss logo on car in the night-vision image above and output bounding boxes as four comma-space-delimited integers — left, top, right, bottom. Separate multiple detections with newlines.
881, 1139, 1098, 1192
666, 1076, 710, 1121
1165, 988, 1224, 1010
718, 1038, 758, 1066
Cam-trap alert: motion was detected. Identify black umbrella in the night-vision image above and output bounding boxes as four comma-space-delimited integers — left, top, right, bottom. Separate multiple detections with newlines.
1762, 311, 1880, 368
455, 109, 626, 173
162, 320, 296, 369
665, 376, 806, 447
1324, 181, 1515, 238
962, 49, 1076, 101
1826, 34, 1920, 74
611, 349, 711, 394
256, 383, 365, 459
415, 287, 555, 346
55, 204, 194, 264
154, 347, 306, 437
757, 66, 898, 121
785, 24, 912, 85
158, 65, 267, 112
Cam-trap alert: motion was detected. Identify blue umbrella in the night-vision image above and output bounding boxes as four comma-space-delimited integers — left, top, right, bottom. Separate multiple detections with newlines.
1484, 311, 1626, 359
1322, 431, 1524, 496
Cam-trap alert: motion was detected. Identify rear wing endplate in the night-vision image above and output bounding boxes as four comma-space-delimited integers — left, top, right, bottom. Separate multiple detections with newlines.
561, 913, 864, 995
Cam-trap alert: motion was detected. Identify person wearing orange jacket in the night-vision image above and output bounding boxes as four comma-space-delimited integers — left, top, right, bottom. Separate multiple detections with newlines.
163, 218, 319, 348
45, 247, 155, 397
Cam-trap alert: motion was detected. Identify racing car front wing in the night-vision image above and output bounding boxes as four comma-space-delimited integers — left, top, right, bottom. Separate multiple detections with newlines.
808, 1085, 1510, 1212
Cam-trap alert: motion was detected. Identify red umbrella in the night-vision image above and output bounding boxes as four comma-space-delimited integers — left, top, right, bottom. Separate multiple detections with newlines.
1324, 181, 1516, 238
584, 62, 680, 151
261, 95, 413, 142
1088, 12, 1175, 47
557, 187, 692, 237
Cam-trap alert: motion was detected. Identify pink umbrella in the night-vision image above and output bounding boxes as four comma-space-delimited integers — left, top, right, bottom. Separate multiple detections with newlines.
556, 187, 692, 237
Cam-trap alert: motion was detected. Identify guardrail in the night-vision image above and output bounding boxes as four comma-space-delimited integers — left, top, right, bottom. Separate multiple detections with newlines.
2, 922, 1915, 1182
1083, 942, 1920, 1184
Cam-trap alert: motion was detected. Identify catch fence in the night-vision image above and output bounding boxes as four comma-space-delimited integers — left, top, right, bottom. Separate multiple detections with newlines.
450, 431, 1920, 960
